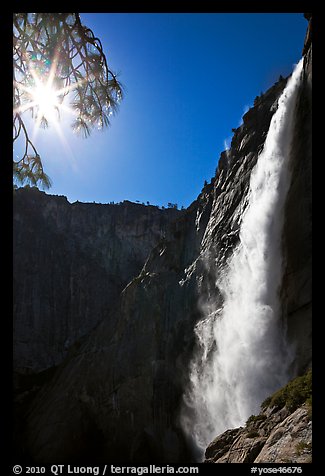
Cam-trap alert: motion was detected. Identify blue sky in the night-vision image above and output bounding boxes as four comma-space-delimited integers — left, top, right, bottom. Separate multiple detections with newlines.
14, 13, 307, 208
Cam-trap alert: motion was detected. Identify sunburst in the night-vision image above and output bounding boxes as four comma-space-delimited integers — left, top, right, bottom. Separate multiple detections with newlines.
30, 78, 61, 124
14, 54, 80, 132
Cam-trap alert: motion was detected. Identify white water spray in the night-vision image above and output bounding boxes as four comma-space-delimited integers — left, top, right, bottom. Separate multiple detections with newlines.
181, 59, 304, 460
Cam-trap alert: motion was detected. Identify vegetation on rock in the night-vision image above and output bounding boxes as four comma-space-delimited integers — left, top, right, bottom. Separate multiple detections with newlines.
262, 369, 312, 413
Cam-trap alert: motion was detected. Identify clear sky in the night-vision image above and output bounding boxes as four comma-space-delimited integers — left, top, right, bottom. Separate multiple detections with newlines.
14, 13, 307, 208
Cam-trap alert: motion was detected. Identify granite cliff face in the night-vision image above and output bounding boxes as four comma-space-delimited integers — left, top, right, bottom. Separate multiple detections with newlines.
13, 21, 312, 464
14, 190, 181, 374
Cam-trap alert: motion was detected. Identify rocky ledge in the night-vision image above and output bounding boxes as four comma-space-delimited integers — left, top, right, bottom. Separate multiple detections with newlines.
205, 371, 312, 464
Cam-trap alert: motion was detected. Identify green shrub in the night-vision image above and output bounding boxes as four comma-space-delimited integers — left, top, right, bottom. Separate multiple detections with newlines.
246, 430, 259, 438
306, 395, 312, 420
246, 414, 267, 426
261, 369, 312, 412
296, 441, 312, 456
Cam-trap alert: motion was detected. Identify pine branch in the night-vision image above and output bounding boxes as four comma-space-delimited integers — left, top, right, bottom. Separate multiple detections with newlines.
13, 12, 124, 188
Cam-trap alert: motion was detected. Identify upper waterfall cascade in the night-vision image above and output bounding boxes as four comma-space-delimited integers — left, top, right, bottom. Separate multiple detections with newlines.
181, 58, 304, 460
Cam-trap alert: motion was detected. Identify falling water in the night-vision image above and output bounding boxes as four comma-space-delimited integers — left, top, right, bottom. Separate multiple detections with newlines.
181, 59, 304, 460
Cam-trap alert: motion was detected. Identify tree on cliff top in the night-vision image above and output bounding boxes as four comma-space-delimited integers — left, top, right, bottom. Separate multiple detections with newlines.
13, 13, 123, 188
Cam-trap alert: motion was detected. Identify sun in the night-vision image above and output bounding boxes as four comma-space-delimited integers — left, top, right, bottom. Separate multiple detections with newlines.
14, 56, 77, 129
13, 53, 86, 165
31, 80, 61, 123
14, 54, 83, 143
14, 72, 65, 128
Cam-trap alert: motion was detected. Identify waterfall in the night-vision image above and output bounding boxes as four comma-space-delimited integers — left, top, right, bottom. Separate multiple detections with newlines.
181, 58, 304, 461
